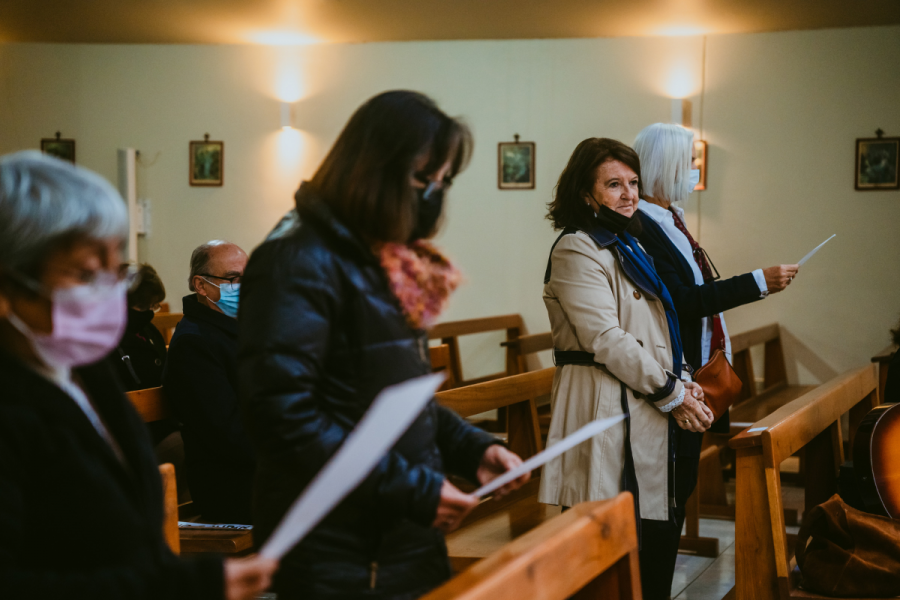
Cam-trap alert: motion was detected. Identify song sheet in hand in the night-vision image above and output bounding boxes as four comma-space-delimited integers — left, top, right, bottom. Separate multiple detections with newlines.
473, 414, 626, 498
798, 234, 836, 266
259, 372, 446, 560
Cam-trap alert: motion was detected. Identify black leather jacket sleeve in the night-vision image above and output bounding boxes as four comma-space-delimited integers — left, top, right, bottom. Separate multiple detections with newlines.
239, 246, 445, 527
434, 405, 499, 483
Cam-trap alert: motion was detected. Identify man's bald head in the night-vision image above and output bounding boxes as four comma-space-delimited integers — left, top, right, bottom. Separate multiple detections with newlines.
188, 240, 247, 291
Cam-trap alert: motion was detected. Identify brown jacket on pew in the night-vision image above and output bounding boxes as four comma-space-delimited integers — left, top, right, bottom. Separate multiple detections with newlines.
0, 356, 223, 599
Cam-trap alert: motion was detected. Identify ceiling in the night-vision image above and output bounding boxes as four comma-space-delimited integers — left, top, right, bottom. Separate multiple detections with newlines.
4, 0, 900, 44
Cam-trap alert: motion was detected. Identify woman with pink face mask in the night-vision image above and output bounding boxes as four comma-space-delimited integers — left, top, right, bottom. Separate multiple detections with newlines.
0, 151, 276, 600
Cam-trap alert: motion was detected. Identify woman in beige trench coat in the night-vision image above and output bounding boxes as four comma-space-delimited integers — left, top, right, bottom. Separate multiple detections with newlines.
538, 138, 713, 600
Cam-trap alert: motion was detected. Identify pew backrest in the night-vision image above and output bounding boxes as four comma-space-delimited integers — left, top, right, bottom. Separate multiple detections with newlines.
428, 314, 525, 386
501, 332, 553, 376
430, 343, 458, 390
126, 386, 173, 423
728, 364, 879, 600
871, 343, 897, 407
421, 494, 641, 600
729, 323, 786, 402
436, 368, 554, 461
151, 312, 183, 345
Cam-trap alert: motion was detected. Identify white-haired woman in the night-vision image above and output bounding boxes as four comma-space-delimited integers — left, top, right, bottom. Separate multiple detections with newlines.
0, 151, 275, 600
632, 123, 799, 511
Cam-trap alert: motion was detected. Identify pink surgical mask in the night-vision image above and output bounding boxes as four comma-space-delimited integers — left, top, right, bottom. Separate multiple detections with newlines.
7, 275, 128, 369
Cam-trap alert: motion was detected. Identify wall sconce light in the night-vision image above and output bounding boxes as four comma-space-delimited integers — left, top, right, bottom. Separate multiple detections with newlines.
671, 98, 692, 129
280, 102, 295, 130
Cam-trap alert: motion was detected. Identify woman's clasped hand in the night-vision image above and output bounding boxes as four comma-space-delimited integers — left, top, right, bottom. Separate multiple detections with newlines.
670, 382, 714, 432
224, 556, 279, 600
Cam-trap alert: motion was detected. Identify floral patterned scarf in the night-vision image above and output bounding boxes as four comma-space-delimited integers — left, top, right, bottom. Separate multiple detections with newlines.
377, 240, 462, 331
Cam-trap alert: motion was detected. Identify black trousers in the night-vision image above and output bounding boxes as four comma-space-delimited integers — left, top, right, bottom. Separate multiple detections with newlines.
637, 454, 699, 600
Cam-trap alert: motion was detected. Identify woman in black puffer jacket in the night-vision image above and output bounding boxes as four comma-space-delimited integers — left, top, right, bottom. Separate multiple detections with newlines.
237, 90, 529, 599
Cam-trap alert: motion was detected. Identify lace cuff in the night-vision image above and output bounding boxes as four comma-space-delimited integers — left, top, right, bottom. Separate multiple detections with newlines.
658, 385, 686, 413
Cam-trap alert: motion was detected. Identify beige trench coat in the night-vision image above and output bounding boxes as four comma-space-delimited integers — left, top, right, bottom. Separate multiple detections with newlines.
537, 230, 684, 521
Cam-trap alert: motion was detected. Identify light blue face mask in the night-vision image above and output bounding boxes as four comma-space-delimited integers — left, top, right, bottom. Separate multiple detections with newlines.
203, 279, 240, 318
689, 168, 701, 191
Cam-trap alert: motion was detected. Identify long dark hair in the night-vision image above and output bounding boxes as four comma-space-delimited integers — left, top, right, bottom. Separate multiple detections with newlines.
892, 316, 900, 346
547, 137, 644, 232
308, 90, 472, 243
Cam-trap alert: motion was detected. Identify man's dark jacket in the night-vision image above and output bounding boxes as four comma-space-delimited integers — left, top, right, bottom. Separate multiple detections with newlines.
163, 294, 254, 524
0, 356, 222, 598
238, 184, 498, 599
635, 210, 764, 445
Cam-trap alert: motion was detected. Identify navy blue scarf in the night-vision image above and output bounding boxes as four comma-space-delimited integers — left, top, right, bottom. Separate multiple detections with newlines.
615, 231, 683, 375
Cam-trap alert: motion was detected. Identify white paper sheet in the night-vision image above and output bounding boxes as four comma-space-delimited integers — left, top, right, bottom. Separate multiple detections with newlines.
473, 414, 626, 498
797, 234, 836, 266
259, 371, 446, 560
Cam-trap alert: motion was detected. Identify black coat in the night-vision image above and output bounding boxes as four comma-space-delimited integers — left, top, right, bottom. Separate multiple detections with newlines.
111, 308, 168, 391
108, 308, 176, 445
636, 210, 764, 445
238, 184, 498, 599
163, 294, 254, 524
0, 356, 222, 599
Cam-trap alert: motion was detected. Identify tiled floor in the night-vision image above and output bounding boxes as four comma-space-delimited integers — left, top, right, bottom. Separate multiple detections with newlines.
672, 480, 805, 600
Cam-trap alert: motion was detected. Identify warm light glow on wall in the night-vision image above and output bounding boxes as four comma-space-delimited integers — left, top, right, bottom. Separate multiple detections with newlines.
666, 64, 696, 99
274, 128, 313, 173
248, 30, 321, 46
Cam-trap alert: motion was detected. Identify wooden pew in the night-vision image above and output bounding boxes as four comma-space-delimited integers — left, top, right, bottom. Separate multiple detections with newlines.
430, 343, 458, 391
436, 368, 553, 571
151, 312, 183, 345
422, 494, 641, 600
159, 463, 180, 554
428, 314, 526, 387
697, 323, 818, 521
727, 364, 879, 600
501, 331, 553, 376
871, 343, 897, 405
125, 386, 253, 556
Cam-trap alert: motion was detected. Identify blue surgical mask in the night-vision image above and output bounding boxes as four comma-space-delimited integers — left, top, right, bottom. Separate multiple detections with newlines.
689, 169, 701, 191
202, 279, 240, 319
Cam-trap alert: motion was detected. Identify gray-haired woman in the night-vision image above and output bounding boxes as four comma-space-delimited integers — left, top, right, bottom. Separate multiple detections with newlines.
0, 151, 275, 600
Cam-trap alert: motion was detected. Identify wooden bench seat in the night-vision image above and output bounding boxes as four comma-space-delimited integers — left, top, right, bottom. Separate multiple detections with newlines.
125, 386, 253, 556
423, 494, 640, 600
727, 364, 879, 600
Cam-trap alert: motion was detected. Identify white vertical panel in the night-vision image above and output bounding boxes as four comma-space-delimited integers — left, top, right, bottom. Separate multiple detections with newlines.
116, 148, 138, 263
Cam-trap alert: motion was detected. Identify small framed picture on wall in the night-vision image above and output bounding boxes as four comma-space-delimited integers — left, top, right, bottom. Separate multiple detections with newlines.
190, 134, 224, 187
41, 132, 76, 164
498, 135, 535, 190
855, 132, 899, 191
692, 140, 708, 191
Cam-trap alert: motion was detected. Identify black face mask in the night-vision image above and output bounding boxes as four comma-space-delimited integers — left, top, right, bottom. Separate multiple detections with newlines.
409, 184, 445, 242
590, 194, 639, 235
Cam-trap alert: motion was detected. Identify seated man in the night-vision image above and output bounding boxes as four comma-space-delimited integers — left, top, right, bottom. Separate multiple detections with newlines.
163, 240, 254, 524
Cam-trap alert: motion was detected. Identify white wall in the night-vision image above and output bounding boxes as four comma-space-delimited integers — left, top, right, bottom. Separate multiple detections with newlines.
1, 27, 898, 383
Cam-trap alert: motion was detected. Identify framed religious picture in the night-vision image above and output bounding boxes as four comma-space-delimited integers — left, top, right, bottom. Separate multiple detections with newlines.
855, 132, 899, 191
189, 134, 224, 186
41, 132, 76, 163
498, 135, 535, 190
692, 140, 708, 191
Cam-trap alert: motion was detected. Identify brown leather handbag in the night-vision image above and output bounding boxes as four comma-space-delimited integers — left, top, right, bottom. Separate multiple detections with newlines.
693, 348, 743, 423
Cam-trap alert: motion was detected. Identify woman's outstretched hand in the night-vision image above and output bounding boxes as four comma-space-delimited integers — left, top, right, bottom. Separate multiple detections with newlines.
672, 382, 714, 432
224, 555, 278, 600
477, 444, 530, 499
432, 479, 478, 534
